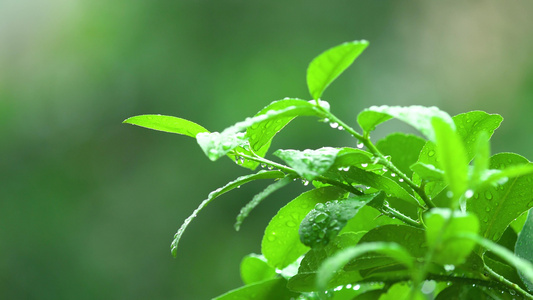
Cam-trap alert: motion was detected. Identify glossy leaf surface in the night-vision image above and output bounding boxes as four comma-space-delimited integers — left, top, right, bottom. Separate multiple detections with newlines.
376, 133, 425, 178
212, 278, 298, 300
123, 114, 209, 137
274, 147, 341, 181
240, 254, 277, 285
357, 105, 454, 142
262, 186, 348, 269
515, 209, 533, 291
307, 40, 369, 100
170, 170, 284, 256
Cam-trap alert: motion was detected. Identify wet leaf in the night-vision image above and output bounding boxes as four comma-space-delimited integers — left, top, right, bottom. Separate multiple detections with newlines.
515, 209, 533, 291
240, 254, 277, 285
376, 133, 426, 178
274, 147, 341, 181
123, 114, 209, 137
213, 277, 298, 300
410, 162, 444, 181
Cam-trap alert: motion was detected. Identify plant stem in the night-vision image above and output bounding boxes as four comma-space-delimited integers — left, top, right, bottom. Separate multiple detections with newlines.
484, 265, 533, 299
319, 107, 436, 209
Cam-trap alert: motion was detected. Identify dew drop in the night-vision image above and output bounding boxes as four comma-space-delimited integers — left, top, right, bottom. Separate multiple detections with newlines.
353, 284, 360, 291
314, 213, 328, 223
342, 167, 350, 171
338, 126, 344, 131
361, 163, 368, 167
465, 189, 474, 199
428, 150, 436, 157
329, 122, 339, 129
261, 163, 266, 168
357, 142, 364, 149
447, 191, 454, 198
444, 264, 455, 271
286, 221, 297, 227
485, 191, 493, 200
382, 168, 388, 172
485, 206, 491, 212
267, 235, 276, 242
268, 165, 274, 170
391, 173, 396, 177
302, 180, 309, 186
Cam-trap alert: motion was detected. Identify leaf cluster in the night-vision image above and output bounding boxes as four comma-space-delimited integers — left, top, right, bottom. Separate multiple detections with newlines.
125, 41, 533, 299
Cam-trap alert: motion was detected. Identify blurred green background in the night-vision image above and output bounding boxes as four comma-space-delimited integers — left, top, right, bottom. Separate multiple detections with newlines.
2, 1, 533, 299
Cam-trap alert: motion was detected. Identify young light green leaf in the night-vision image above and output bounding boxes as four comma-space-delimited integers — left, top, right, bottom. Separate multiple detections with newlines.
466, 153, 533, 244
332, 148, 374, 168
274, 147, 341, 181
455, 232, 533, 287
432, 117, 468, 207
344, 167, 421, 207
237, 99, 331, 170
424, 208, 479, 265
299, 195, 377, 248
357, 105, 454, 142
410, 162, 444, 181
234, 176, 294, 231
240, 254, 277, 285
316, 242, 414, 291
197, 131, 248, 161
262, 186, 348, 269
212, 277, 298, 300
483, 164, 533, 187
471, 131, 491, 187
341, 205, 403, 234
307, 40, 369, 100
515, 209, 533, 291
170, 170, 284, 257
415, 111, 503, 198
376, 133, 426, 178
379, 282, 426, 300
123, 114, 209, 137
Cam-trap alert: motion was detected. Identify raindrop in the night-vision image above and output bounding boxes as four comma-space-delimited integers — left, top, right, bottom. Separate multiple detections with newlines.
261, 163, 266, 168
334, 286, 343, 291
286, 221, 297, 227
485, 191, 493, 200
447, 191, 454, 198
353, 285, 360, 291
357, 142, 364, 149
346, 284, 352, 289
268, 165, 274, 170
267, 235, 276, 242
329, 122, 339, 129
428, 150, 436, 157
342, 167, 350, 171
391, 173, 396, 177
338, 126, 344, 131
382, 168, 388, 172
465, 189, 474, 199
485, 207, 491, 212
315, 213, 328, 223
302, 180, 309, 186
399, 179, 404, 182
444, 264, 455, 271
239, 157, 245, 164
323, 118, 330, 123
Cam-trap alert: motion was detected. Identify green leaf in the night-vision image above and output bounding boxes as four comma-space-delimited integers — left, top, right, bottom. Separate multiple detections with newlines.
123, 114, 209, 137
515, 209, 533, 291
234, 176, 294, 231
332, 148, 375, 169
376, 133, 426, 178
432, 117, 468, 206
274, 147, 341, 181
471, 131, 491, 187
240, 254, 277, 285
415, 111, 503, 198
212, 277, 298, 300
410, 162, 444, 181
343, 167, 421, 207
238, 98, 331, 170
357, 105, 454, 142
424, 208, 479, 265
378, 282, 425, 300
316, 242, 414, 291
345, 225, 426, 273
341, 205, 403, 234
199, 100, 331, 162
299, 195, 377, 248
466, 153, 533, 243
455, 232, 533, 287
170, 170, 285, 257
262, 186, 348, 269
307, 40, 369, 100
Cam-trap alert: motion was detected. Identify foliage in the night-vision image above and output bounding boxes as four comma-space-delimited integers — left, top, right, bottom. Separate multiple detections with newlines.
125, 40, 533, 299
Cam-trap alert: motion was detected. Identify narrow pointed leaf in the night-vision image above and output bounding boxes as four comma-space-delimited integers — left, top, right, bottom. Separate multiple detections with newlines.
357, 105, 454, 142
262, 186, 348, 269
123, 114, 208, 137
234, 176, 294, 231
170, 170, 284, 257
307, 40, 369, 100
515, 209, 533, 291
432, 117, 468, 206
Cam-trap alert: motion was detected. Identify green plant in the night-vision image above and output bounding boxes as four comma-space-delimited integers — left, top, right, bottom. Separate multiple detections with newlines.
124, 40, 533, 299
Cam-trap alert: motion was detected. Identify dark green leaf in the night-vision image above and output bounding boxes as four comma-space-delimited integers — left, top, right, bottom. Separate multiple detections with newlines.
262, 186, 348, 269
424, 208, 479, 265
212, 278, 298, 300
235, 176, 294, 231
376, 133, 426, 178
316, 242, 414, 291
432, 117, 469, 207
123, 114, 209, 137
240, 254, 277, 285
274, 147, 341, 181
299, 195, 376, 248
307, 40, 369, 100
466, 153, 533, 243
170, 170, 284, 256
515, 209, 533, 291
357, 105, 454, 141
